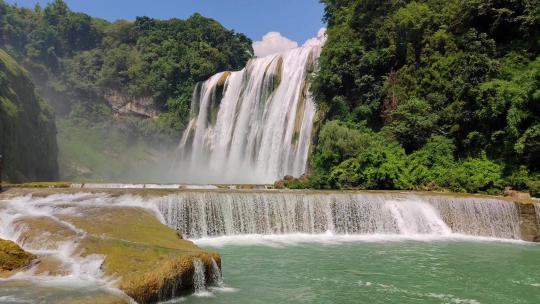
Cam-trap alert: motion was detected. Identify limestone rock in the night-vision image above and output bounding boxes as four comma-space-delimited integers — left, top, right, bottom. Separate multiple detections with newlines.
274, 180, 285, 189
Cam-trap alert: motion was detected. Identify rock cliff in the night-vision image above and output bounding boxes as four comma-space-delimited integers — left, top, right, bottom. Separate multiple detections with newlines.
0, 49, 59, 182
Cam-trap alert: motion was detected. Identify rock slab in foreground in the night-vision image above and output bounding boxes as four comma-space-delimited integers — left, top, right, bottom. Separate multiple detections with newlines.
0, 239, 35, 277
63, 206, 221, 303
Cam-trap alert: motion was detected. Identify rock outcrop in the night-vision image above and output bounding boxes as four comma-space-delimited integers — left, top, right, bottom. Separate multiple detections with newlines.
0, 239, 35, 277
1, 188, 222, 303
516, 202, 540, 242
104, 90, 160, 118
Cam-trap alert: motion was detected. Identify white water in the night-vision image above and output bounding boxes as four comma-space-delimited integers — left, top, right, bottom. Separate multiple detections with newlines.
210, 258, 223, 287
193, 259, 208, 296
178, 46, 320, 184
0, 193, 136, 302
0, 192, 181, 302
155, 192, 522, 241
0, 190, 529, 302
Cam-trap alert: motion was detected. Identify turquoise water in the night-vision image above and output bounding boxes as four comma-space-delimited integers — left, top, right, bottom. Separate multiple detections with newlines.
182, 240, 540, 304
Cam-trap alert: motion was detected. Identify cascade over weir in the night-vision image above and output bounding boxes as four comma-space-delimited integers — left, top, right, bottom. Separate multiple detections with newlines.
0, 187, 538, 303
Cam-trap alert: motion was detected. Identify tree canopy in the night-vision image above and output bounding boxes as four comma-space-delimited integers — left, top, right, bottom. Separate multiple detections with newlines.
298, 0, 540, 195
0, 0, 253, 130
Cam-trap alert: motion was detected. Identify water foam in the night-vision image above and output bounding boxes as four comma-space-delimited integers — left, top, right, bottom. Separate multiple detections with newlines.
155, 191, 522, 241
0, 192, 154, 302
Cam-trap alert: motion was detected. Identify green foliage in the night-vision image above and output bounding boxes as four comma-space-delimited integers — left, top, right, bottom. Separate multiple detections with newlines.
385, 97, 438, 151
0, 0, 253, 182
445, 155, 504, 194
307, 0, 540, 195
0, 49, 58, 182
404, 135, 455, 188
314, 120, 373, 171
0, 0, 253, 132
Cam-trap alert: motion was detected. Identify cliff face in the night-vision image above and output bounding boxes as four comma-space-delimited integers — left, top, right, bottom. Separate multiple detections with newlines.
0, 49, 59, 182
104, 90, 160, 118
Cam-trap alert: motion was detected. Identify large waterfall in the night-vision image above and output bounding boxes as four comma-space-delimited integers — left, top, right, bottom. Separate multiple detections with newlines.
155, 191, 522, 240
178, 46, 320, 184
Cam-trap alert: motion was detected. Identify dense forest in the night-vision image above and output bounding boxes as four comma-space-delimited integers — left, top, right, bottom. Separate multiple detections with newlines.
1, 0, 539, 195
287, 0, 540, 195
0, 0, 252, 180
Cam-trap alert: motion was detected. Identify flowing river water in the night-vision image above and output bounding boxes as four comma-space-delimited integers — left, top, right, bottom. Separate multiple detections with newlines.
0, 190, 538, 303
180, 240, 540, 304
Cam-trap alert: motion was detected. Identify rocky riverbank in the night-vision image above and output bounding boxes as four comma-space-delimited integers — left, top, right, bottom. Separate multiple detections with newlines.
0, 188, 222, 303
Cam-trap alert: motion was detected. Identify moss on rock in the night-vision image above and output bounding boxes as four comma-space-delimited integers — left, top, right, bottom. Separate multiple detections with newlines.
0, 49, 59, 183
0, 239, 35, 276
59, 206, 221, 303
14, 216, 79, 250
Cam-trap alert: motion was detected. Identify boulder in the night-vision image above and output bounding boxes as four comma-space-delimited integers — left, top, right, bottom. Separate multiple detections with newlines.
0, 239, 35, 276
60, 206, 222, 303
274, 180, 285, 189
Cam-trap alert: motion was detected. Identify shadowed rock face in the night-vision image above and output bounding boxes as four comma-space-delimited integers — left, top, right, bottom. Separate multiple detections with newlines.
517, 203, 540, 242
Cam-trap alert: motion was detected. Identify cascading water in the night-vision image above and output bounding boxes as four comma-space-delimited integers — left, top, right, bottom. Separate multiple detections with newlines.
155, 191, 522, 240
178, 46, 320, 184
210, 258, 223, 287
193, 259, 206, 294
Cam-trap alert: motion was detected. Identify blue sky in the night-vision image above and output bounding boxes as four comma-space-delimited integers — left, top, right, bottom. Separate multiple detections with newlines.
6, 0, 326, 45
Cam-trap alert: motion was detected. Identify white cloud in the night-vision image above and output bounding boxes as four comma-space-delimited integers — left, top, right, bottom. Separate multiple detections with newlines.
253, 32, 299, 57
252, 28, 328, 58
303, 28, 327, 47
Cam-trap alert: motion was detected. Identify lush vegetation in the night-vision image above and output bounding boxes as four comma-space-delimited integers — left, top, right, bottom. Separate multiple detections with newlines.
0, 49, 58, 182
0, 0, 252, 181
295, 0, 540, 195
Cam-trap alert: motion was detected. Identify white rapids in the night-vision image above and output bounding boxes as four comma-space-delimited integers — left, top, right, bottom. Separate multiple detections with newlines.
178, 46, 321, 184
154, 191, 524, 245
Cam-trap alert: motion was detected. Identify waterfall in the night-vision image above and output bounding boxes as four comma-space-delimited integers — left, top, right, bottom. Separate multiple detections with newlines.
193, 259, 206, 293
155, 191, 522, 240
210, 258, 223, 287
178, 46, 320, 184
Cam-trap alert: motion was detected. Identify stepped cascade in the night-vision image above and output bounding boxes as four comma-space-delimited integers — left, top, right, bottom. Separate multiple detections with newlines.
178, 46, 321, 184
155, 192, 522, 240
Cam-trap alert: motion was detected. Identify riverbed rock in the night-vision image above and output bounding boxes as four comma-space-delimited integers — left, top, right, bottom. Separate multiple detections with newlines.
504, 188, 532, 200
13, 216, 79, 250
60, 206, 221, 303
0, 239, 35, 276
516, 202, 540, 242
274, 180, 285, 189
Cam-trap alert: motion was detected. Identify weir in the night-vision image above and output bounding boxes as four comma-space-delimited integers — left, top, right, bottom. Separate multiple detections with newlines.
178, 46, 321, 184
155, 191, 530, 240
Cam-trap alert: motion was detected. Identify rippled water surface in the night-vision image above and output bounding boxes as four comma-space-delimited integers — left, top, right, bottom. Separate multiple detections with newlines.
180, 240, 540, 304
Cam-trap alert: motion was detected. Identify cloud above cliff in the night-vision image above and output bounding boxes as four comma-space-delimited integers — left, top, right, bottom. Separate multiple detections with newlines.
253, 32, 299, 57
303, 28, 327, 47
253, 28, 327, 58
